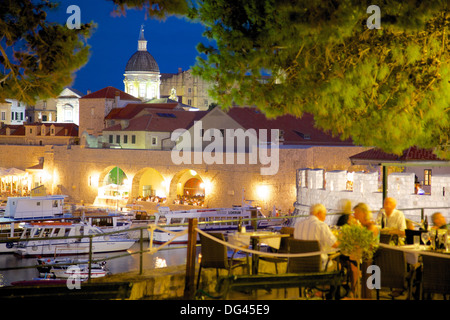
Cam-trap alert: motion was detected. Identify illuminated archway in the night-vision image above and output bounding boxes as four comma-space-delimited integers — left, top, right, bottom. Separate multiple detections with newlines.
170, 169, 205, 206
94, 166, 130, 208
132, 167, 167, 201
183, 178, 205, 196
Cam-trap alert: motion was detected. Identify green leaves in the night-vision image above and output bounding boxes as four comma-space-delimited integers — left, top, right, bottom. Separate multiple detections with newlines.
338, 223, 378, 262
191, 0, 450, 157
0, 0, 93, 104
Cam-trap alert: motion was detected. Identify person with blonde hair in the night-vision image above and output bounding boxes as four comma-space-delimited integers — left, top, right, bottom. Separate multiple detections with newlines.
353, 203, 379, 237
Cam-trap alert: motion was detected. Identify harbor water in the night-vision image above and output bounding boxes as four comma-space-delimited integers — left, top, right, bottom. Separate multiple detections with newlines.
0, 241, 194, 286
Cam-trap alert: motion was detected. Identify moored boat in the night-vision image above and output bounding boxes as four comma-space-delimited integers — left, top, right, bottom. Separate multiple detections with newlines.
13, 221, 136, 257
152, 205, 271, 244
36, 257, 109, 279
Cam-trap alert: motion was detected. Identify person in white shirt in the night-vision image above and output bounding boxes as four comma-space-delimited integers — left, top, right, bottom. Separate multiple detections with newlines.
377, 197, 406, 236
294, 203, 338, 270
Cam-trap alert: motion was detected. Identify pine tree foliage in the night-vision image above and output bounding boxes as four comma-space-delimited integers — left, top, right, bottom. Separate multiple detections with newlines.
0, 0, 93, 104
190, 0, 450, 157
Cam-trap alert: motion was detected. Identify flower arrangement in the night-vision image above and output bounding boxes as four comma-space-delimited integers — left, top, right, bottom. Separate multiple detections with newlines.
337, 223, 378, 262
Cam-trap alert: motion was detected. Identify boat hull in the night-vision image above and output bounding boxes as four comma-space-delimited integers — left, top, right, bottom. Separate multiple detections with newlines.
15, 239, 136, 257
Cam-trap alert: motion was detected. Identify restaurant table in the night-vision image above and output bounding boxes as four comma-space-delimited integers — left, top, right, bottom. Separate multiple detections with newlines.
399, 244, 450, 265
228, 231, 290, 275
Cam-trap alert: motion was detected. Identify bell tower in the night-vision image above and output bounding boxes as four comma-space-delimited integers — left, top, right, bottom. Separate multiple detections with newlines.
123, 25, 161, 101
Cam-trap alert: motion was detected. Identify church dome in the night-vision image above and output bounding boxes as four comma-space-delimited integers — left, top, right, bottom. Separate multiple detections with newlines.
125, 51, 159, 73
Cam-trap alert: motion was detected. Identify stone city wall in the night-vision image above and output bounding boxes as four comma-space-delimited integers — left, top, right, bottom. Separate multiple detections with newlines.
0, 144, 367, 214
295, 168, 450, 223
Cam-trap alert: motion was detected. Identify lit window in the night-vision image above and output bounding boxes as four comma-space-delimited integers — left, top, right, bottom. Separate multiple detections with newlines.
424, 169, 432, 186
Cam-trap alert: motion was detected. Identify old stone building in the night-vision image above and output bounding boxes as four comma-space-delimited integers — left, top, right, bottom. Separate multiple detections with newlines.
0, 123, 78, 146
160, 68, 215, 111
78, 86, 141, 139
0, 99, 26, 125
123, 26, 161, 101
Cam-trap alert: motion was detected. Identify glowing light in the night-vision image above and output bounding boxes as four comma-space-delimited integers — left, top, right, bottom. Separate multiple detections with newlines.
257, 185, 270, 199
189, 170, 197, 176
155, 257, 167, 268
202, 180, 212, 194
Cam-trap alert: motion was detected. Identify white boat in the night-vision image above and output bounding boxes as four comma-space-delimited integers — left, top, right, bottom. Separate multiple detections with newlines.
0, 194, 70, 253
36, 257, 109, 279
152, 205, 270, 244
14, 221, 136, 257
3, 195, 68, 220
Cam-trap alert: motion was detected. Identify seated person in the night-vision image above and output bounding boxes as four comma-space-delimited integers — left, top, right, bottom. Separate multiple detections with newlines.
376, 197, 406, 236
294, 203, 338, 271
431, 212, 448, 230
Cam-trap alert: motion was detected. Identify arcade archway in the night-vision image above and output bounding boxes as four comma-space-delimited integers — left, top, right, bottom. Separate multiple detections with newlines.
95, 166, 130, 208
132, 167, 167, 203
171, 169, 205, 206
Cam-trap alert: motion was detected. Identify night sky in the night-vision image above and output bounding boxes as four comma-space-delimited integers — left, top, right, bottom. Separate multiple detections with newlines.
47, 0, 209, 95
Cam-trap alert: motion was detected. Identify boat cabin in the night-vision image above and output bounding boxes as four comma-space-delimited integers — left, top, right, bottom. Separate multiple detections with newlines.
4, 195, 67, 220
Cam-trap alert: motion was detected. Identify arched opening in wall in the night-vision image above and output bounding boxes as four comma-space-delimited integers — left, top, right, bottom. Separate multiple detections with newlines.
132, 167, 167, 203
183, 178, 205, 197
94, 166, 130, 208
171, 169, 205, 207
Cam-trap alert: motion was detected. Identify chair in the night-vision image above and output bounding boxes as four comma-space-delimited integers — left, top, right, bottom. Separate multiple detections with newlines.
372, 246, 413, 299
287, 239, 339, 299
421, 254, 450, 299
196, 232, 249, 290
287, 239, 322, 273
258, 227, 294, 274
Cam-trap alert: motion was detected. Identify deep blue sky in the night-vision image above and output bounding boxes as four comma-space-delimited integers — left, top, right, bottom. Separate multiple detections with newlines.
47, 0, 208, 95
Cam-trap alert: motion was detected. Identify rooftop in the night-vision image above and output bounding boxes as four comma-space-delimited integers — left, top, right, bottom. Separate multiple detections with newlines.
80, 86, 141, 101
350, 146, 445, 165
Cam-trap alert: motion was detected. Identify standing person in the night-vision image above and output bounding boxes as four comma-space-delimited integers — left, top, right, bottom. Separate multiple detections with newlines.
377, 197, 407, 236
294, 203, 338, 270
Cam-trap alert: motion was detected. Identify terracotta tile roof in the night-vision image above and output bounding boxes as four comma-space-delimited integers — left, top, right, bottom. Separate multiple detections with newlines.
105, 103, 179, 120
80, 86, 141, 101
103, 110, 207, 133
0, 123, 78, 137
0, 125, 23, 136
225, 107, 354, 146
350, 146, 442, 163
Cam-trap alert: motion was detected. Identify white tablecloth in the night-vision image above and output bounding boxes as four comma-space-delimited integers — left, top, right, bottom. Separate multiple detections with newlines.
228, 232, 283, 250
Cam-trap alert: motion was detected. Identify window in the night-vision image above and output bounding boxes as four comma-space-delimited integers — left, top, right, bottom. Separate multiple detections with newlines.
42, 115, 47, 122
64, 104, 73, 122
1, 112, 5, 120
116, 135, 120, 144
131, 135, 136, 144
187, 99, 192, 105
109, 135, 113, 143
139, 83, 146, 97
424, 169, 432, 186
151, 137, 157, 146
124, 135, 128, 144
